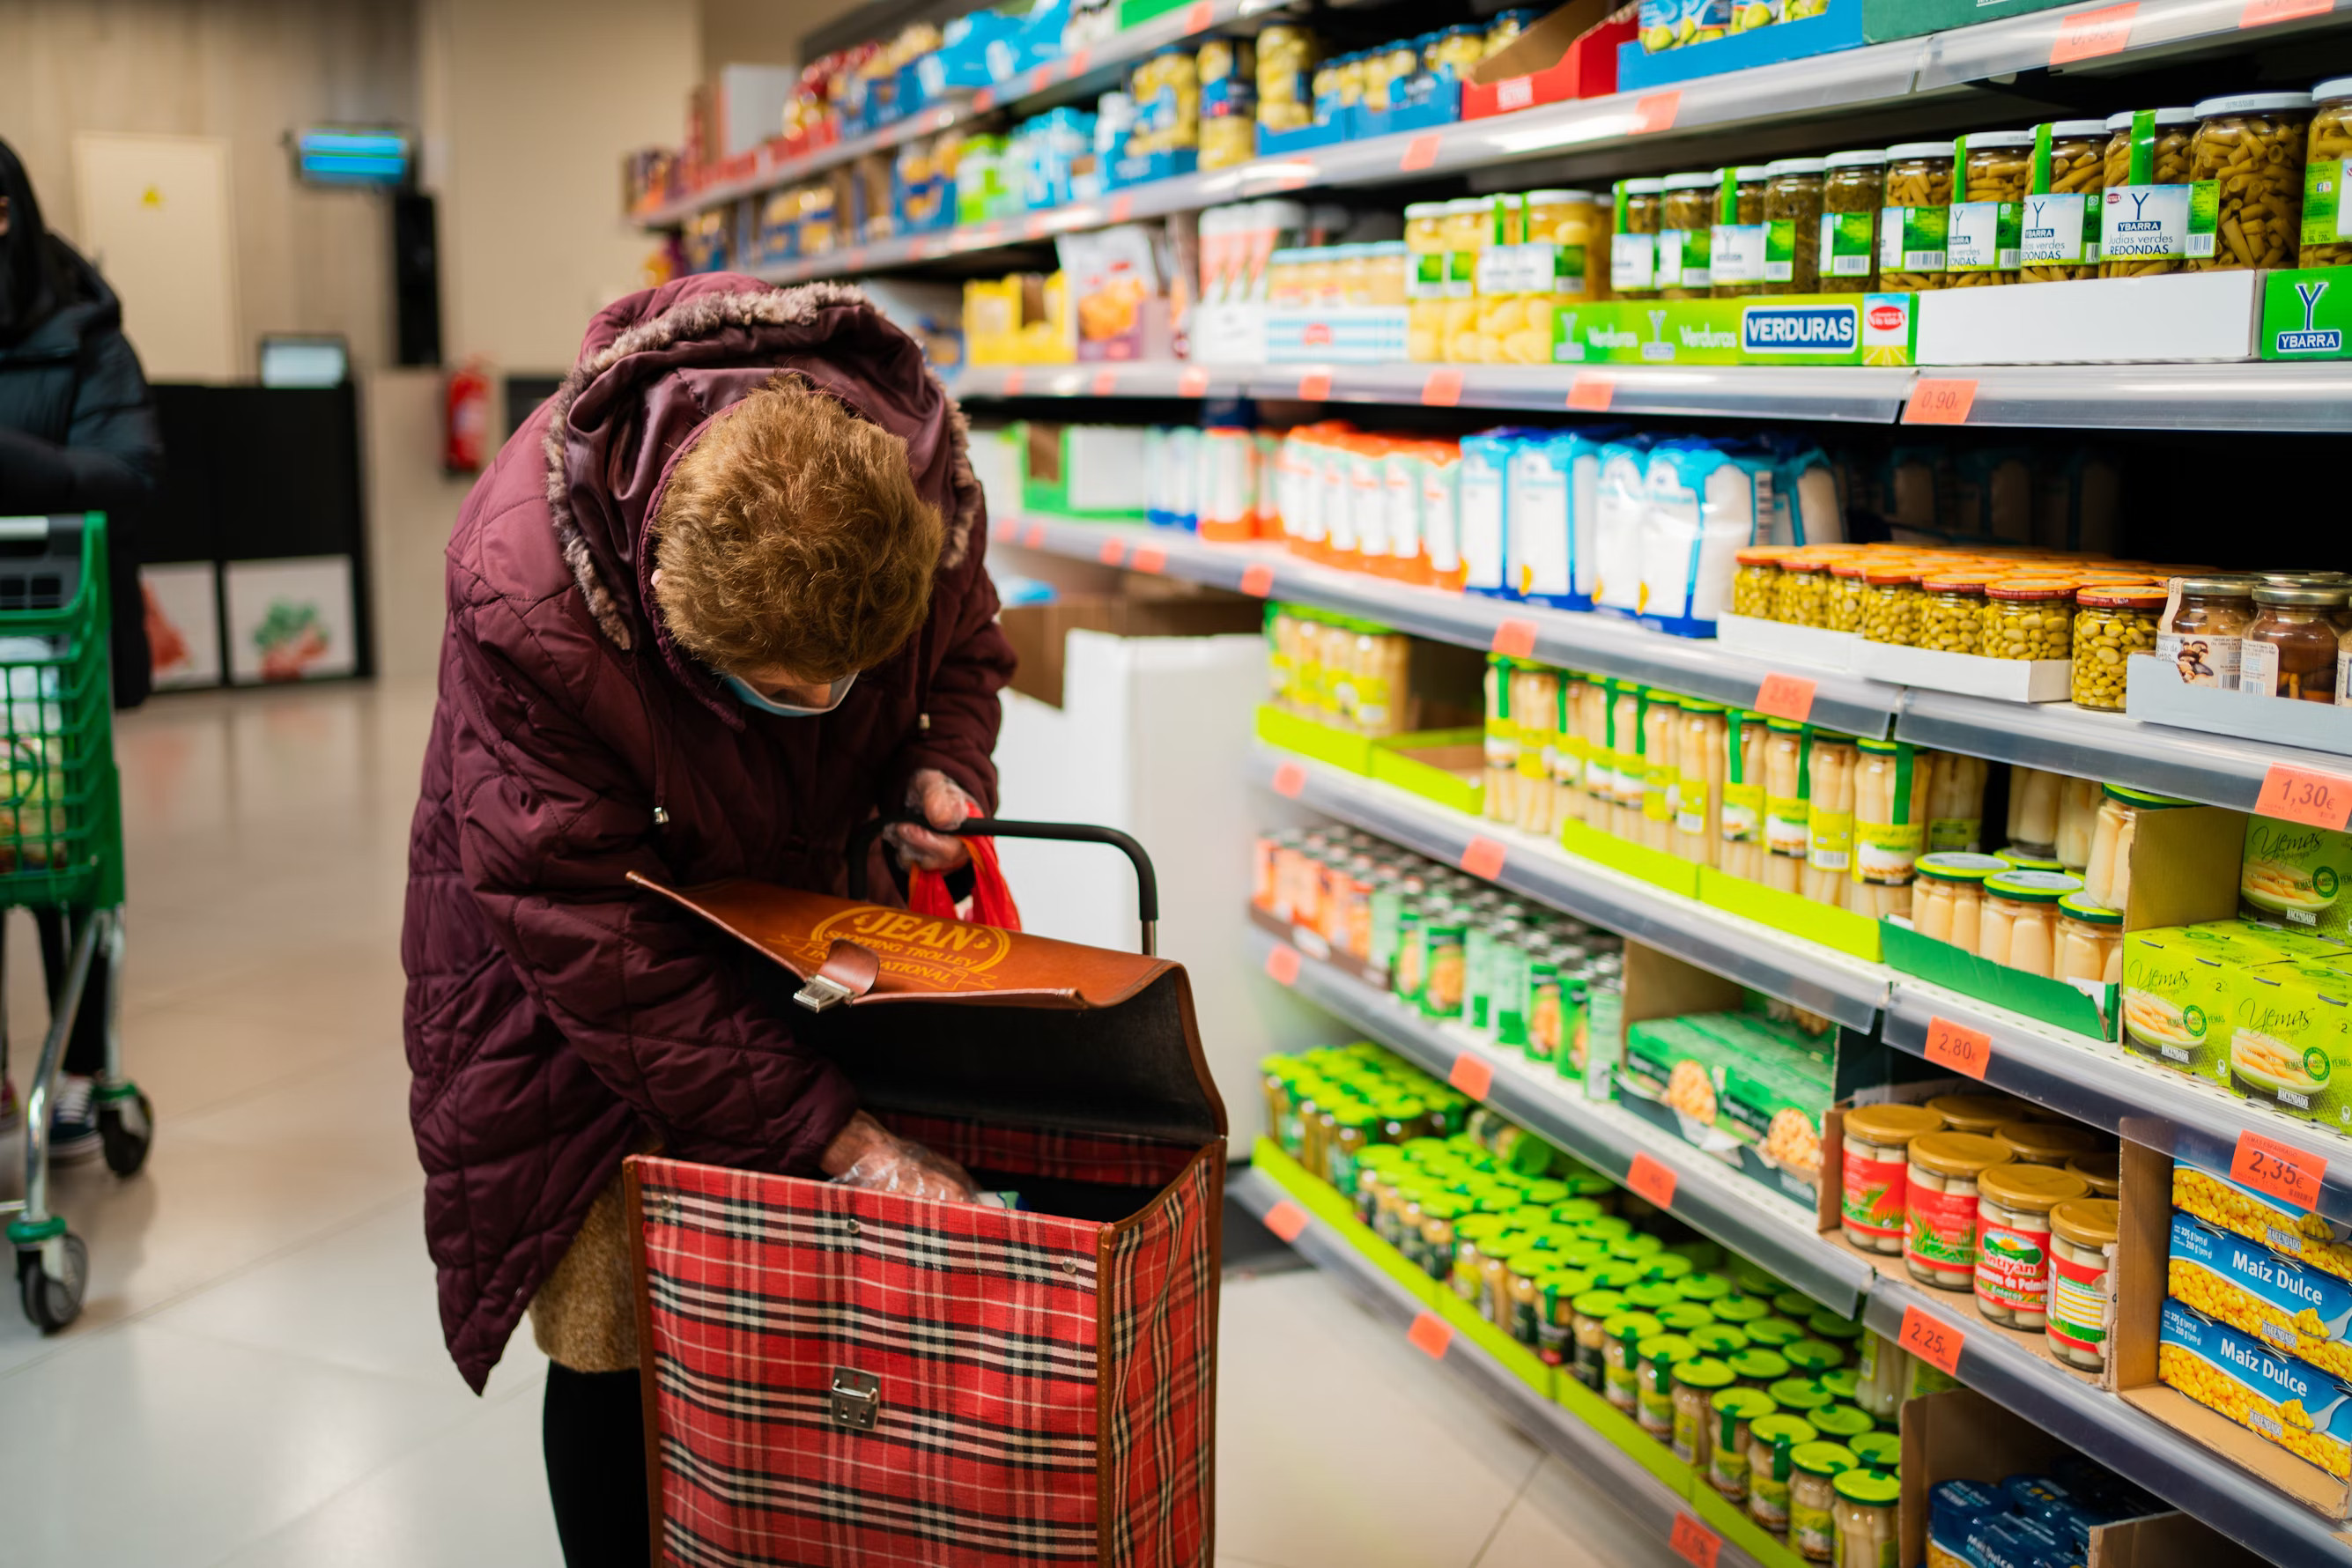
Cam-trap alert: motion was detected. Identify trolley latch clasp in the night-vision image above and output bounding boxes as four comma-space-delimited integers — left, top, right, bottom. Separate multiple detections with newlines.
829, 1366, 880, 1431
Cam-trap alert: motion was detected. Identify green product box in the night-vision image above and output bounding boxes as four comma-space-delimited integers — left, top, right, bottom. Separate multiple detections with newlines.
1550, 293, 1916, 368
1859, 0, 2075, 41
2219, 959, 2352, 1131
2242, 817, 2352, 941
2260, 269, 2352, 360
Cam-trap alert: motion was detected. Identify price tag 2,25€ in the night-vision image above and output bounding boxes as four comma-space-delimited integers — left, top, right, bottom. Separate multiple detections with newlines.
1922, 1016, 1992, 1080
2233, 1130, 2328, 1213
1899, 1304, 1965, 1377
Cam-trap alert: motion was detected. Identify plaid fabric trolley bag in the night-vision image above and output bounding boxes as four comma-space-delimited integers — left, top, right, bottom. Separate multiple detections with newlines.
625, 817, 1224, 1568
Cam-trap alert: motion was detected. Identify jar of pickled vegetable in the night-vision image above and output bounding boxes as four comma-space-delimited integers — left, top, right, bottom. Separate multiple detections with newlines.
1827, 558, 1869, 633
2070, 583, 2164, 709
2022, 120, 2108, 281
1612, 178, 1664, 300
2190, 92, 2313, 270
1858, 566, 1920, 646
1978, 869, 2081, 979
1405, 202, 1449, 361
1764, 158, 1827, 293
1660, 173, 1717, 299
1949, 130, 2033, 286
1820, 151, 1886, 292
1984, 578, 2076, 661
1712, 165, 1771, 296
2305, 78, 2352, 267
2102, 107, 2197, 277
1733, 546, 1794, 618
1905, 1132, 2013, 1291
1881, 141, 1955, 291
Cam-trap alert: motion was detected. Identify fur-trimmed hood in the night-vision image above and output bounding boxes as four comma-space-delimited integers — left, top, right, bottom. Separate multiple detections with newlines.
539, 274, 981, 655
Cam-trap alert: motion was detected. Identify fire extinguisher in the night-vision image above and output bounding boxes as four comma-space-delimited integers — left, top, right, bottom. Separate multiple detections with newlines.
443, 358, 492, 474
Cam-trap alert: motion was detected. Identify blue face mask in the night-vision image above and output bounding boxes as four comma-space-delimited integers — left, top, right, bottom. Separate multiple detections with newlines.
723, 671, 857, 717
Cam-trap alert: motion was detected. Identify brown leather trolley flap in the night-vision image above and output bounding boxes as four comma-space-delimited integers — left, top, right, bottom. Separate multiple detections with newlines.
631, 874, 1227, 1146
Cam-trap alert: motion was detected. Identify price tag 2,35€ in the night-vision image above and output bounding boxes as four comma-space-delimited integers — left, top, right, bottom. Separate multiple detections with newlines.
1923, 1016, 1993, 1080
1899, 1304, 1965, 1377
2233, 1130, 2328, 1212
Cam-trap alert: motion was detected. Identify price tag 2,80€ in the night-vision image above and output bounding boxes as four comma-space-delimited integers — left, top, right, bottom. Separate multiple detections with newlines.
1923, 1016, 1992, 1080
1899, 1304, 1965, 1377
2233, 1130, 2328, 1212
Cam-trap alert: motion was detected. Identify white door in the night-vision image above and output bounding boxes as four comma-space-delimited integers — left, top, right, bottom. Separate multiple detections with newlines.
70, 133, 240, 381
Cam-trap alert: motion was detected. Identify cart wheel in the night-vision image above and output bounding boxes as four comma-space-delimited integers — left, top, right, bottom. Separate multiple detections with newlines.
98, 1089, 153, 1177
18, 1233, 86, 1334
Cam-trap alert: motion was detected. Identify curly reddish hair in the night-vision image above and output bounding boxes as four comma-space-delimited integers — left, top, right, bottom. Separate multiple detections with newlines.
651, 377, 943, 681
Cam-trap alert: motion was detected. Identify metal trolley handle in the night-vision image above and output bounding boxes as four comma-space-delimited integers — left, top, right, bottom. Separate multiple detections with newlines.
847, 816, 1160, 957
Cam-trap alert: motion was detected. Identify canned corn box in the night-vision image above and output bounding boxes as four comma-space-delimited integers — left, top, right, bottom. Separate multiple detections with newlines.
1550, 293, 1917, 368
2170, 1209, 2352, 1380
2157, 1298, 2352, 1481
2174, 1164, 2352, 1284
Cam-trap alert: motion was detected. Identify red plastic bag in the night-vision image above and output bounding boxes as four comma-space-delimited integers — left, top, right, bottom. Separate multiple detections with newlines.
907, 830, 1022, 931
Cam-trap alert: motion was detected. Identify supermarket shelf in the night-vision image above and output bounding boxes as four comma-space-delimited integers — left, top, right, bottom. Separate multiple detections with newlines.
997, 512, 1905, 737
1228, 1165, 1774, 1568
1882, 980, 2352, 1226
1247, 746, 1891, 1032
1856, 1276, 2352, 1566
1243, 928, 1873, 1315
1937, 361, 2352, 434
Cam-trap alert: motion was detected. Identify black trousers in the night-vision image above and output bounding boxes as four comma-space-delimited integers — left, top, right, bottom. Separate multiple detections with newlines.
544, 1363, 651, 1567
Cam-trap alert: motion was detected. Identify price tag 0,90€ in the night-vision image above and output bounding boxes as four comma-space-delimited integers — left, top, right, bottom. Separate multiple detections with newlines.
1899, 1304, 1965, 1377
2233, 1130, 2328, 1212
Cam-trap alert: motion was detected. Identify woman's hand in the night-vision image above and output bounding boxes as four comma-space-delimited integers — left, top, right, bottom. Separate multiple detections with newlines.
820, 1110, 981, 1203
882, 768, 975, 871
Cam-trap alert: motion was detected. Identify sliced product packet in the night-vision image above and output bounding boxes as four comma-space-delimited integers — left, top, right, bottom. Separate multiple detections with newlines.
1638, 439, 1776, 639
2158, 1298, 2352, 1481
2170, 1209, 2352, 1379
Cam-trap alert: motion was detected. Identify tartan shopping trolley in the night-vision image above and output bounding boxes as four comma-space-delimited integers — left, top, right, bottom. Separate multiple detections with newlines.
625, 817, 1225, 1568
0, 514, 150, 1333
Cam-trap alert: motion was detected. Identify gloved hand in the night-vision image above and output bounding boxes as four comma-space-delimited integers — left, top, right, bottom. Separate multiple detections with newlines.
882, 767, 976, 872
820, 1110, 980, 1203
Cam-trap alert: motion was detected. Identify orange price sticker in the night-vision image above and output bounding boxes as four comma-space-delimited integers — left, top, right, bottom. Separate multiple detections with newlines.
1491, 618, 1539, 658
1753, 672, 1817, 722
1002, 367, 1027, 396
1023, 524, 1047, 549
1184, 0, 1214, 30
1898, 1304, 1965, 1378
1098, 538, 1128, 566
1566, 374, 1616, 412
1632, 91, 1682, 134
2051, 1, 2137, 62
1449, 1053, 1495, 1100
1297, 369, 1334, 402
1400, 133, 1443, 173
1422, 367, 1464, 407
1272, 760, 1307, 798
1461, 836, 1506, 880
2232, 1131, 2328, 1212
2256, 764, 2352, 830
1626, 1151, 1677, 1209
1905, 378, 1979, 425
1668, 1513, 1721, 1568
1263, 1199, 1310, 1243
1177, 366, 1210, 396
1264, 943, 1301, 987
2243, 0, 2334, 24
1239, 563, 1276, 597
1408, 1312, 1455, 1360
1091, 369, 1120, 396
1132, 544, 1168, 574
1922, 1016, 1993, 1080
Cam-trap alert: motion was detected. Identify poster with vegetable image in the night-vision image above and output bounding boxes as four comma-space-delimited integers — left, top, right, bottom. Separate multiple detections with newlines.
224, 556, 357, 684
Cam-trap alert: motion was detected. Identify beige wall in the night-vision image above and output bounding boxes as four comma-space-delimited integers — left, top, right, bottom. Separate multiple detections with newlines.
0, 0, 417, 377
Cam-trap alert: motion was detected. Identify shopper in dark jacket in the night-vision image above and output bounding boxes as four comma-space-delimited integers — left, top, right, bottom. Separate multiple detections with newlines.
0, 138, 157, 1158
402, 274, 1012, 1565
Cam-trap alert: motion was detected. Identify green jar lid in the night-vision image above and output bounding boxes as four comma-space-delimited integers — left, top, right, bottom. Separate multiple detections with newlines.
1675, 1357, 1736, 1391
1848, 1432, 1902, 1468
1666, 1239, 1727, 1269
1657, 1303, 1718, 1333
1806, 1311, 1864, 1342
1811, 1404, 1875, 1438
1768, 1378, 1835, 1412
1583, 1216, 1636, 1241
2060, 891, 2123, 926
1601, 1310, 1663, 1342
1550, 1198, 1605, 1226
1785, 1338, 1848, 1373
1747, 1315, 1807, 1348
1728, 1348, 1791, 1383
1751, 1414, 1817, 1446
1712, 1386, 1778, 1420
1609, 1233, 1667, 1261
1646, 1254, 1697, 1284
1690, 1325, 1751, 1356
1589, 1264, 1649, 1292
1675, 1271, 1733, 1304
1772, 1290, 1816, 1318
1572, 1289, 1629, 1319
1791, 1441, 1859, 1477
1636, 1333, 1697, 1366
1625, 1282, 1683, 1311
1731, 1259, 1783, 1296
1833, 1468, 1901, 1505
1821, 1368, 1860, 1401
1712, 1294, 1771, 1325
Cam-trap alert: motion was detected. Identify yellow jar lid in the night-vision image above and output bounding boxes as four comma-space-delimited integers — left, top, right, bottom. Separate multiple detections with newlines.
1976, 1163, 2089, 1212
1909, 1130, 2013, 1179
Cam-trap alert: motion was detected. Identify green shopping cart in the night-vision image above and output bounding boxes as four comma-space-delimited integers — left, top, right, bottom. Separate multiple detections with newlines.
0, 514, 148, 1332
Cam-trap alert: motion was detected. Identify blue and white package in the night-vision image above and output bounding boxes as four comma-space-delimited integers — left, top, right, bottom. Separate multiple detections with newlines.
1506, 438, 1570, 607
1638, 439, 1772, 639
1461, 429, 1542, 600
1767, 439, 1846, 546
1590, 436, 1656, 619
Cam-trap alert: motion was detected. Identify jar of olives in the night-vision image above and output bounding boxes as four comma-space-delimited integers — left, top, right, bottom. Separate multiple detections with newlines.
2190, 92, 2313, 270
1612, 177, 1664, 299
1820, 151, 1886, 292
1916, 573, 1990, 655
2022, 120, 2108, 281
1949, 130, 2034, 285
2304, 78, 2352, 268
1881, 141, 1955, 290
2070, 584, 2165, 709
1983, 579, 2076, 661
1858, 566, 1920, 646
2101, 107, 2196, 277
1712, 165, 1771, 297
1764, 158, 1827, 293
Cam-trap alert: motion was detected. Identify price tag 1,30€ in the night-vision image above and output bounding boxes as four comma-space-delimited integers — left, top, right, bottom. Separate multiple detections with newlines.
2233, 1131, 2328, 1212
1899, 1304, 1965, 1378
1923, 1016, 1993, 1080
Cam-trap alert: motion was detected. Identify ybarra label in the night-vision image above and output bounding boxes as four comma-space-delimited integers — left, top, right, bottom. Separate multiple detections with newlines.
1740, 303, 1858, 354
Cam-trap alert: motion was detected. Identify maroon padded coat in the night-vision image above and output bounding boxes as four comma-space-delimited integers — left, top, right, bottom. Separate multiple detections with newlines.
403, 276, 1012, 1391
